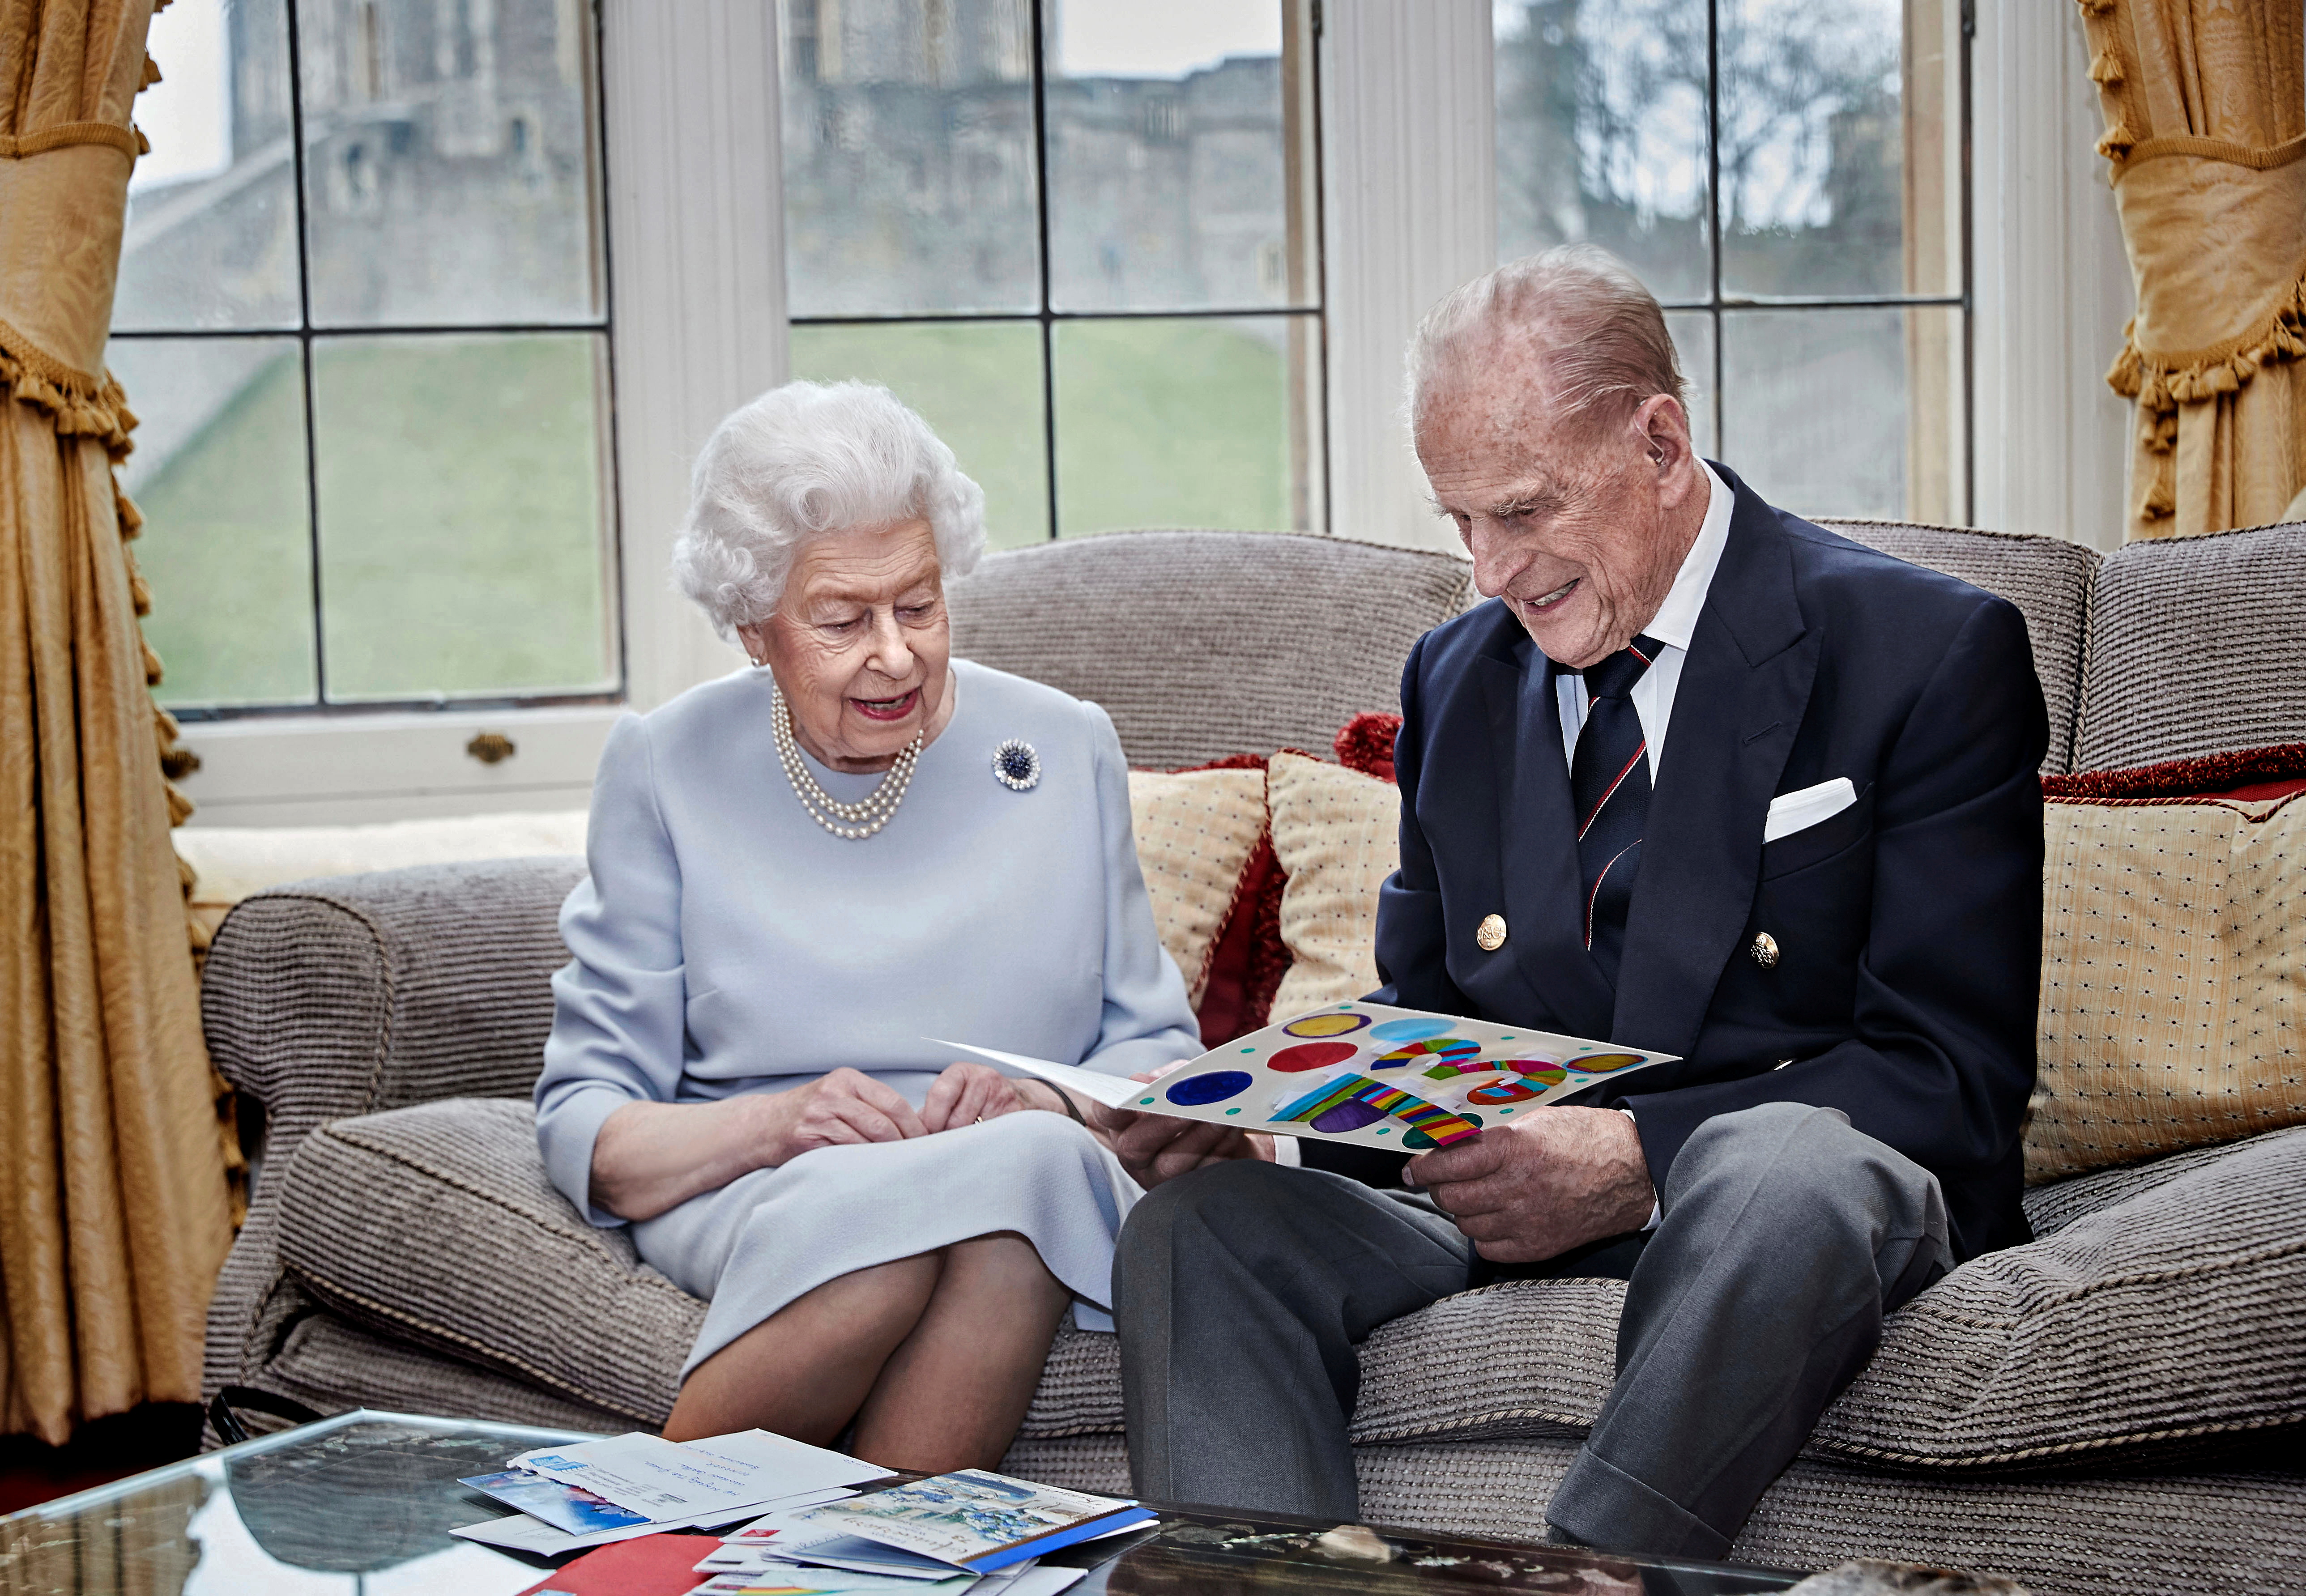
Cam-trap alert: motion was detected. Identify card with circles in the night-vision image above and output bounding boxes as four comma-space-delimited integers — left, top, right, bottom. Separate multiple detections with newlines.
935, 1003, 1677, 1152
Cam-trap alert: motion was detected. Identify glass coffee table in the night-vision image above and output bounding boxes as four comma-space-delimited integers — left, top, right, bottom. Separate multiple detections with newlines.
0, 1410, 1806, 1595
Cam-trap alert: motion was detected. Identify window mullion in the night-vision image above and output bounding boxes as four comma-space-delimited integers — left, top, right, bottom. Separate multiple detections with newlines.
1028, 0, 1059, 541
280, 0, 328, 704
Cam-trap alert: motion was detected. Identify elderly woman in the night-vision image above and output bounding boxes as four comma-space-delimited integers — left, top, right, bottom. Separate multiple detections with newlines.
534, 380, 1218, 1471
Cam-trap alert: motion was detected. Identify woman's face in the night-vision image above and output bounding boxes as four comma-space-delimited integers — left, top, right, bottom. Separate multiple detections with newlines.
741, 518, 953, 774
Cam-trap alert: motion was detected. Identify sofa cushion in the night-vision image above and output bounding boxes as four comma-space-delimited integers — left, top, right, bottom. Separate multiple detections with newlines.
1349, 1124, 2306, 1471
1821, 519, 2098, 776
1125, 764, 1269, 1009
273, 1096, 1136, 1437
1809, 1123, 2306, 1471
1266, 750, 1400, 1017
2074, 519, 2306, 772
2029, 790, 2306, 1181
276, 1098, 702, 1425
946, 530, 1475, 770
255, 1311, 631, 1436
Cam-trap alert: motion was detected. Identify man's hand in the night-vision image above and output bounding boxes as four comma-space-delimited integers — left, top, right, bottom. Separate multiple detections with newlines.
1094, 1064, 1274, 1189
919, 1061, 1036, 1133
1406, 1107, 1655, 1264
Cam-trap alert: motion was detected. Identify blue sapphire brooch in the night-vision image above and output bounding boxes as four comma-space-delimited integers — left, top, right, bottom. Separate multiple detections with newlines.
992, 739, 1041, 792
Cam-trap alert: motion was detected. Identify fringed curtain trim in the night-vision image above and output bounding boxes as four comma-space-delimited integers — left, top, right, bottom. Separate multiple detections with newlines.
2102, 261, 2306, 528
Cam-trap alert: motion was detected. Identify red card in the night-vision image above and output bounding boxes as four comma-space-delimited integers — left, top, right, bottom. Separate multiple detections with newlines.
515, 1531, 717, 1596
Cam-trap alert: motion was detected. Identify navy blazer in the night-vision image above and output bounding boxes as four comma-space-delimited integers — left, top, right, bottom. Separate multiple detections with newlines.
1373, 466, 2046, 1262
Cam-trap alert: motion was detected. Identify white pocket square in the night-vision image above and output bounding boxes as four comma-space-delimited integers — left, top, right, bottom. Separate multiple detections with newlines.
1764, 778, 1858, 844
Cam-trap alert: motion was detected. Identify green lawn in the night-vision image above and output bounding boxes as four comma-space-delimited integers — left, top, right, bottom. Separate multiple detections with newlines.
792, 317, 1296, 543
128, 352, 317, 706
131, 319, 1292, 708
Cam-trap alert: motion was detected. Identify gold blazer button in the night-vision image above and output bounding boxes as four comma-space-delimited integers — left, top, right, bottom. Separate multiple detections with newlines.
1476, 914, 1508, 952
1751, 932, 1780, 969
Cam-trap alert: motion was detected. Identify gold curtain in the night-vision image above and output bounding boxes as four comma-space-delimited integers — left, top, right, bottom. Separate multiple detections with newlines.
2076, 0, 2306, 541
1, 0, 234, 1444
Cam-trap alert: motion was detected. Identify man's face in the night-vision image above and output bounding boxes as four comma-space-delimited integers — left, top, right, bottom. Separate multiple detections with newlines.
1416, 362, 1691, 670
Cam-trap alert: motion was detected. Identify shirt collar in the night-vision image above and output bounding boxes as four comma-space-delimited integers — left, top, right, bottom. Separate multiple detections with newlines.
1639, 459, 1733, 655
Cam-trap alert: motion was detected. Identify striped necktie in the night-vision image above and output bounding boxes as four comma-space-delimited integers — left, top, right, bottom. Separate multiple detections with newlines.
1569, 635, 1662, 989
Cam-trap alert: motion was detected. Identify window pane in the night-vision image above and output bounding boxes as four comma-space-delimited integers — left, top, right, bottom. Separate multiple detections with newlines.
311, 333, 614, 699
108, 338, 316, 707
790, 321, 1051, 547
778, 0, 1039, 316
1666, 309, 1716, 459
1046, 0, 1312, 314
1720, 305, 1963, 520
296, 0, 604, 328
116, 0, 301, 331
1718, 0, 1954, 298
1493, 0, 1710, 302
1053, 315, 1317, 535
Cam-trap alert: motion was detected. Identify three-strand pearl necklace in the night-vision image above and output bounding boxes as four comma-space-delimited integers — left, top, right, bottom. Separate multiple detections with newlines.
771, 684, 924, 840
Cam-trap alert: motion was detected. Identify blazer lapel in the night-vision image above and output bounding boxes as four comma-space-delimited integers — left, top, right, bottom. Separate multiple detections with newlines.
1612, 470, 1818, 1058
1465, 638, 1616, 1040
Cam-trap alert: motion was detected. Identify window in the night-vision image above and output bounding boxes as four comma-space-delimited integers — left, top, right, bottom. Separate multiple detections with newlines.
778, 0, 1326, 545
1494, 0, 1968, 522
111, 0, 618, 717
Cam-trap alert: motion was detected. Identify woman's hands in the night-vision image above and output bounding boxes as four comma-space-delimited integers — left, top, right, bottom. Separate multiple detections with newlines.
590, 1063, 1084, 1223
1093, 1064, 1277, 1190
756, 1067, 929, 1164
919, 1061, 1038, 1133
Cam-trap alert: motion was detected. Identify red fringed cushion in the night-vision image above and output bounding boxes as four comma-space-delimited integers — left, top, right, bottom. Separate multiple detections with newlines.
1158, 753, 1292, 1047
1173, 719, 1403, 1046
1334, 711, 1402, 783
2042, 741, 2306, 803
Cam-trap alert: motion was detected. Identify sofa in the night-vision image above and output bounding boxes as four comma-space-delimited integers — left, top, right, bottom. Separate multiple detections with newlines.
197, 525, 2306, 1596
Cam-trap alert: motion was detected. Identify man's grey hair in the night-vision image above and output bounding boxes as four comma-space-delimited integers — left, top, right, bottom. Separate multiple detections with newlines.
671, 380, 987, 640
1406, 243, 1689, 441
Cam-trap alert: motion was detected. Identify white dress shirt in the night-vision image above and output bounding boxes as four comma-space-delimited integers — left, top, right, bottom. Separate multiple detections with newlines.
1543, 461, 1733, 1233
1552, 460, 1735, 781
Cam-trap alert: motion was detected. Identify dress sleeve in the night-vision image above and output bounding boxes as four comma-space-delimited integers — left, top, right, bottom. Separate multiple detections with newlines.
1075, 699, 1204, 1077
535, 712, 689, 1227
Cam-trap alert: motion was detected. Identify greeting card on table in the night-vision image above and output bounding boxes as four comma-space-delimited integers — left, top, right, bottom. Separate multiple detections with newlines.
937, 1002, 1676, 1154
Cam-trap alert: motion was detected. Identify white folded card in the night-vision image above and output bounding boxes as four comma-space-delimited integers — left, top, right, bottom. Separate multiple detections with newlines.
1763, 777, 1858, 844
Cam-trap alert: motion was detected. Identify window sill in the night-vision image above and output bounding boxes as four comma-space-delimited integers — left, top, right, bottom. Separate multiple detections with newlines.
172, 703, 619, 827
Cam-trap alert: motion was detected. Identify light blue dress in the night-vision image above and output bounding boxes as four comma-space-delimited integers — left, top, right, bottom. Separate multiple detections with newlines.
536, 658, 1201, 1372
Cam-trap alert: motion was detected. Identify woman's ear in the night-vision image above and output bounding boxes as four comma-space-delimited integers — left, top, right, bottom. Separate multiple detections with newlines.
736, 621, 769, 668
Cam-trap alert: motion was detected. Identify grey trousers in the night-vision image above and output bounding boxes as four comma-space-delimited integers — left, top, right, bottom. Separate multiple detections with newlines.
1113, 1102, 1953, 1560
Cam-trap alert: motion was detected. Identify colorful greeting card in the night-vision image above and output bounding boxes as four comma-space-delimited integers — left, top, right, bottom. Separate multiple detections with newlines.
937, 1003, 1676, 1153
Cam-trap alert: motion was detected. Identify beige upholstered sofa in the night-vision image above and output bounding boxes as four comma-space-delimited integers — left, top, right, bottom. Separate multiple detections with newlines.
198, 526, 2306, 1596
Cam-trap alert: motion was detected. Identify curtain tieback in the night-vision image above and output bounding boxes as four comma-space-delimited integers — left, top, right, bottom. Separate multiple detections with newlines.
0, 120, 142, 161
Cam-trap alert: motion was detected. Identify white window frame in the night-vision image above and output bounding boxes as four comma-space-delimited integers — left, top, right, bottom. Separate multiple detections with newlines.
174, 0, 789, 827
177, 0, 2131, 826
1318, 0, 2134, 555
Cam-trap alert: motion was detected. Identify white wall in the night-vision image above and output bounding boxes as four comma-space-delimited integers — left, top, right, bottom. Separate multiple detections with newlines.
1319, 0, 1494, 555
1970, 1, 2136, 551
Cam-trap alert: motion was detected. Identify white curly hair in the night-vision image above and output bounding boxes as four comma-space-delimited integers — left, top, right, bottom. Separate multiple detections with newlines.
670, 380, 988, 641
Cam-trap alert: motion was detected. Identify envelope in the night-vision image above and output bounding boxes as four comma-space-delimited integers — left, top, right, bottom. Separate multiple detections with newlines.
1763, 777, 1858, 844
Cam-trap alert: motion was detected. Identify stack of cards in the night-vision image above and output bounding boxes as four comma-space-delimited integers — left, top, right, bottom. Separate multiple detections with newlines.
687, 1469, 1152, 1596
451, 1429, 888, 1556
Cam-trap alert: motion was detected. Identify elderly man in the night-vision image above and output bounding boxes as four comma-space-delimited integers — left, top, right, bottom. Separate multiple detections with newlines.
1103, 246, 2045, 1557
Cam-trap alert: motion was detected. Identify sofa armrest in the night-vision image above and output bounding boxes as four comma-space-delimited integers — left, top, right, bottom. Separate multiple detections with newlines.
201, 856, 586, 1173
